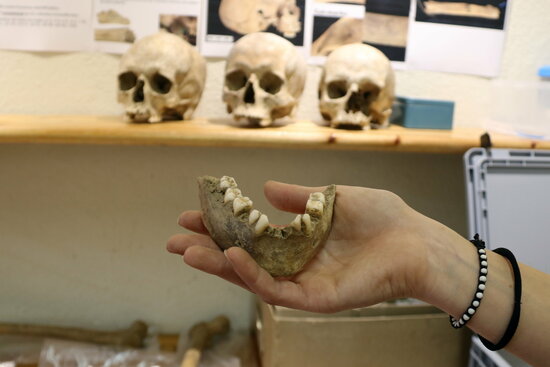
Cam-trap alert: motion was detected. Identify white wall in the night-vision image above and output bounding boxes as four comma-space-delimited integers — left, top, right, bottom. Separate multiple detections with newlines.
0, 0, 548, 334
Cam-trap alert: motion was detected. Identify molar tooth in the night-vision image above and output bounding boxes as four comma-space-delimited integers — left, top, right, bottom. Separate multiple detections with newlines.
255, 214, 269, 235
306, 198, 324, 217
249, 209, 261, 225
310, 192, 326, 205
220, 176, 237, 190
302, 213, 312, 235
224, 188, 242, 203
290, 214, 302, 231
233, 196, 253, 216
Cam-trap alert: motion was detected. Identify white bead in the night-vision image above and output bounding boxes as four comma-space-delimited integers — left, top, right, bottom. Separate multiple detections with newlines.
473, 300, 480, 307
459, 319, 465, 325
481, 268, 488, 274
480, 254, 487, 259
476, 292, 483, 299
478, 284, 486, 290
481, 260, 488, 266
479, 249, 486, 254
463, 314, 470, 321
479, 275, 487, 282
468, 308, 475, 315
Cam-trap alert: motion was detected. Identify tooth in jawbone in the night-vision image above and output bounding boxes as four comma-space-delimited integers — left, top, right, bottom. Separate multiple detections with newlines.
220, 176, 237, 190
310, 192, 326, 205
306, 198, 324, 217
255, 214, 269, 235
302, 213, 312, 235
233, 196, 253, 215
290, 214, 302, 231
224, 187, 242, 203
249, 209, 261, 225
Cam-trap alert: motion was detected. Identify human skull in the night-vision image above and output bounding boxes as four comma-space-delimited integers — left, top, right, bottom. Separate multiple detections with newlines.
318, 43, 395, 129
223, 32, 306, 127
219, 0, 301, 38
117, 31, 206, 123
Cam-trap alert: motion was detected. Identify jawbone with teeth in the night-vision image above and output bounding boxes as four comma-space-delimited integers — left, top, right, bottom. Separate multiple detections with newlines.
198, 176, 336, 277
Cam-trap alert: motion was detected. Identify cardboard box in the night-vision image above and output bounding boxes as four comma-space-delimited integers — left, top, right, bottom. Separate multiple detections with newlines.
256, 299, 471, 367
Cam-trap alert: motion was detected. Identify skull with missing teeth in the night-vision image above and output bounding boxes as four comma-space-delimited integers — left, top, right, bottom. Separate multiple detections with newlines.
319, 43, 395, 130
198, 176, 335, 277
223, 32, 307, 127
117, 31, 206, 123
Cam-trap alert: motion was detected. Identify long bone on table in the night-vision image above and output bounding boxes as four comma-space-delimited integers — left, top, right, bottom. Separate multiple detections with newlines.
0, 320, 148, 348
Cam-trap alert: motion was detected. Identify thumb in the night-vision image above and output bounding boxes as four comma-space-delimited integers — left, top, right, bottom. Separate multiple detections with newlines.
263, 180, 325, 214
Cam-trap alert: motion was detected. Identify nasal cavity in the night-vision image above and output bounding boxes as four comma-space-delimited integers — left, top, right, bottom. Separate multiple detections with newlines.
133, 80, 145, 103
244, 83, 255, 104
346, 92, 361, 113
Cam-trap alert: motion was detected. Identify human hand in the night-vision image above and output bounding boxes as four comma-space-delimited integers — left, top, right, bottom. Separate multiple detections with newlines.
167, 181, 448, 313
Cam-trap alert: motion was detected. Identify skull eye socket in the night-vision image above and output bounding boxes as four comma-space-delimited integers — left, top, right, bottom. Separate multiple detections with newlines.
226, 70, 248, 91
118, 71, 137, 91
260, 72, 283, 94
327, 81, 348, 99
151, 73, 172, 94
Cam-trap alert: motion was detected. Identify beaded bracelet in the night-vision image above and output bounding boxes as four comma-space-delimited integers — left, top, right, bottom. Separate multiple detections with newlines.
449, 234, 488, 329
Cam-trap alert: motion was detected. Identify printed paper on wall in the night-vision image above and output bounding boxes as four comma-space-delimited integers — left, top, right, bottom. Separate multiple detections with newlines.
93, 0, 201, 54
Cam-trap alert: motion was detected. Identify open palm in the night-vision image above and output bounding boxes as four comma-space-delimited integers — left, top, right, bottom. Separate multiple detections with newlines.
167, 181, 432, 312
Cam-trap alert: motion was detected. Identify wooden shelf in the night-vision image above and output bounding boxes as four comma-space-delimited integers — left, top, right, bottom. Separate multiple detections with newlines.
0, 115, 548, 153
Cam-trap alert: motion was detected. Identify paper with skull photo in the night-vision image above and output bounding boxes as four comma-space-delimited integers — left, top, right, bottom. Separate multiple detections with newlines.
309, 1, 365, 63
308, 0, 410, 66
93, 0, 201, 54
201, 0, 310, 57
0, 0, 92, 52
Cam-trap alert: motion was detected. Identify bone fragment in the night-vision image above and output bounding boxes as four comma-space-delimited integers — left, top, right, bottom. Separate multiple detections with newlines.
290, 214, 302, 231
255, 214, 270, 235
233, 197, 253, 215
181, 316, 230, 367
220, 176, 237, 190
0, 320, 148, 348
249, 209, 261, 225
302, 214, 312, 235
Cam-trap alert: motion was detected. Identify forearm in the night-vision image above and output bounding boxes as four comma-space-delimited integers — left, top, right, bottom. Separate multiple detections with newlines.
417, 222, 550, 366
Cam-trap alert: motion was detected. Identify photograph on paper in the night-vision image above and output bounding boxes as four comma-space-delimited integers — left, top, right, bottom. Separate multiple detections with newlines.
93, 0, 201, 54
309, 0, 364, 62
363, 0, 411, 62
415, 0, 507, 29
204, 0, 306, 45
311, 17, 363, 56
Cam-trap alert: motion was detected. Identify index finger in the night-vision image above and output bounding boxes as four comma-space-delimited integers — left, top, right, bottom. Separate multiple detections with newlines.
178, 210, 209, 235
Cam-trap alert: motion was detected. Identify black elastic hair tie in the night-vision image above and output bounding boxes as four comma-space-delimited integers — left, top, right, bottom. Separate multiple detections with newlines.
478, 247, 522, 351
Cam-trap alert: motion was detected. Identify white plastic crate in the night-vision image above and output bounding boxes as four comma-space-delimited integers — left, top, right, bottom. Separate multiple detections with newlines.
464, 148, 548, 367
